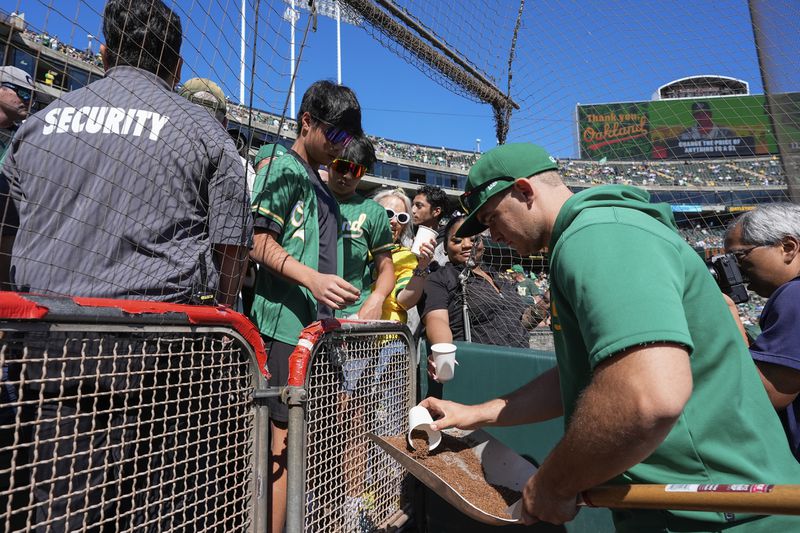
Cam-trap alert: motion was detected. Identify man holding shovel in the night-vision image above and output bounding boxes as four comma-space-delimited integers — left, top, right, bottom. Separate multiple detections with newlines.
421, 143, 800, 531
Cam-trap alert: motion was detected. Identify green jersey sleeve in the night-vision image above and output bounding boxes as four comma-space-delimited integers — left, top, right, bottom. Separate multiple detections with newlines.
555, 222, 695, 369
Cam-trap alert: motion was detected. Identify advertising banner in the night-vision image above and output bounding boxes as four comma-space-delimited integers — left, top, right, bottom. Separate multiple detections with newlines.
578, 95, 781, 160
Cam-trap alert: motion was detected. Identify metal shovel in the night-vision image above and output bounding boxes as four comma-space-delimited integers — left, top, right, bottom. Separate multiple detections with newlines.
367, 428, 532, 526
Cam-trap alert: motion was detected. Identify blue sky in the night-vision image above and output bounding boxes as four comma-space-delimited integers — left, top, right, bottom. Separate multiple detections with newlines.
9, 1, 797, 156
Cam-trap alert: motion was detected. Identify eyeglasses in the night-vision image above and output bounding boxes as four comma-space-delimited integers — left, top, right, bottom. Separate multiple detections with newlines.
386, 209, 410, 224
310, 114, 354, 147
458, 176, 515, 215
330, 158, 366, 179
729, 244, 770, 263
1, 82, 32, 103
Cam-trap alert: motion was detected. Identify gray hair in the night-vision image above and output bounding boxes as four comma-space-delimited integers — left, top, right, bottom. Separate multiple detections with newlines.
727, 202, 800, 245
372, 188, 413, 246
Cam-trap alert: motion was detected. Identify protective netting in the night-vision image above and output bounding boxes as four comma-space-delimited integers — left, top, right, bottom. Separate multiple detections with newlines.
303, 329, 414, 532
0, 0, 306, 306
0, 322, 258, 532
3, 2, 798, 309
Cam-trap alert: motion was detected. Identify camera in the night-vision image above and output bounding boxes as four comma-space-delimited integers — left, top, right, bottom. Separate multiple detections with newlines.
707, 253, 749, 304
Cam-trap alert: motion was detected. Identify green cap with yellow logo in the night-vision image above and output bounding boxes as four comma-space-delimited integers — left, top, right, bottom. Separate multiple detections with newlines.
456, 143, 558, 237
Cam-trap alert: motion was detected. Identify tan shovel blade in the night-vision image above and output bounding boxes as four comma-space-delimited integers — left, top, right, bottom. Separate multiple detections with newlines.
367, 428, 536, 526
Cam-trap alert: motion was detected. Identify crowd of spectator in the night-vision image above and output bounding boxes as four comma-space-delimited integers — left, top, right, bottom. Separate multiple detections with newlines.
558, 157, 785, 188
374, 138, 480, 172
22, 28, 103, 69
678, 226, 725, 250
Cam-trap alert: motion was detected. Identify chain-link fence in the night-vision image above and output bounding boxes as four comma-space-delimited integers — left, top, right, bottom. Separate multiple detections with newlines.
0, 293, 269, 533
277, 319, 415, 533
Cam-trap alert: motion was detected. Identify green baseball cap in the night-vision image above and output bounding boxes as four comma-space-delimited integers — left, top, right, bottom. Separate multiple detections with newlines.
511, 264, 525, 274
456, 143, 558, 237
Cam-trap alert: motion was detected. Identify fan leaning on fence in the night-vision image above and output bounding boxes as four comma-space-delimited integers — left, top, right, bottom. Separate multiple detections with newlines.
420, 142, 800, 532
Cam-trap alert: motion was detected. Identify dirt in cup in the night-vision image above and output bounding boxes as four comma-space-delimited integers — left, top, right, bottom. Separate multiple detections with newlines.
409, 429, 432, 459
384, 432, 522, 518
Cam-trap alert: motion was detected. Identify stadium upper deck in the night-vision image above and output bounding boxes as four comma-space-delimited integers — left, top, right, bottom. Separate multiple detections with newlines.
1, 10, 788, 209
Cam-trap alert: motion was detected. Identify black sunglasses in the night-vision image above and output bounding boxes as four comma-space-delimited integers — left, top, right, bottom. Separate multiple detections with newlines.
2, 82, 32, 103
386, 209, 410, 224
331, 158, 366, 179
458, 176, 515, 214
310, 114, 354, 147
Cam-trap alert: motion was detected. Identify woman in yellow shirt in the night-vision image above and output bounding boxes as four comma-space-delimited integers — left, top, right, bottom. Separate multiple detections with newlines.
372, 188, 436, 323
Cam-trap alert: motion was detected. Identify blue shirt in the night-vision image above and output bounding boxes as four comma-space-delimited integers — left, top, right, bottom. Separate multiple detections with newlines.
749, 277, 800, 461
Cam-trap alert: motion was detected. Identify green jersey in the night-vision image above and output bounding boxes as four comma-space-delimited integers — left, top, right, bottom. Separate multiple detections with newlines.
514, 278, 539, 303
249, 151, 339, 344
547, 185, 800, 532
336, 193, 393, 317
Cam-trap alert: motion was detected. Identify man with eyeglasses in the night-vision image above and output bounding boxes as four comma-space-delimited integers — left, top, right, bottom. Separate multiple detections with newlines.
325, 135, 394, 321
724, 203, 800, 463
420, 143, 800, 531
0, 66, 34, 290
0, 66, 34, 158
248, 78, 363, 533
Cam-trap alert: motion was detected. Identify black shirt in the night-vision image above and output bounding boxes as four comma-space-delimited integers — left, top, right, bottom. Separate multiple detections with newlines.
420, 262, 530, 348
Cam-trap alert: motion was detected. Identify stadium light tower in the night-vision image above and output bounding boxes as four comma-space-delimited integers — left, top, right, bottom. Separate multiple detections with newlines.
283, 2, 301, 119
239, 0, 246, 104
87, 34, 93, 53
476, 138, 481, 153
286, 0, 362, 85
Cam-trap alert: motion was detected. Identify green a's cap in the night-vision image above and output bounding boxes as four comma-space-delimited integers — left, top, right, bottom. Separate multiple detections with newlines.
511, 264, 525, 274
254, 143, 287, 166
456, 143, 558, 237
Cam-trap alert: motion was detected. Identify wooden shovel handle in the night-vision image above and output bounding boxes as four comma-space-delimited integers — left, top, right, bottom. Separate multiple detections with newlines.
581, 484, 800, 515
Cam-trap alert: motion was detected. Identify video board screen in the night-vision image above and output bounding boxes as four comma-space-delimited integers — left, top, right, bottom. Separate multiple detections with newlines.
577, 95, 781, 160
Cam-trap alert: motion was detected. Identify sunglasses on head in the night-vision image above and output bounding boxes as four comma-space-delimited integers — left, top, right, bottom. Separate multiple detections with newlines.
2, 82, 32, 103
386, 209, 410, 224
458, 176, 515, 214
331, 158, 367, 179
310, 114, 354, 147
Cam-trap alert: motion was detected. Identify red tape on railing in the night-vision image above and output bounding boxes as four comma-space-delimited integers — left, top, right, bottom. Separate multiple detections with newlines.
0, 293, 270, 378
287, 318, 345, 387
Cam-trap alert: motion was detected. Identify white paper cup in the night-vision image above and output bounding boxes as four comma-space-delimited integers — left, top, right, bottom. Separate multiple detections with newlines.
431, 342, 457, 382
411, 225, 438, 257
407, 405, 441, 451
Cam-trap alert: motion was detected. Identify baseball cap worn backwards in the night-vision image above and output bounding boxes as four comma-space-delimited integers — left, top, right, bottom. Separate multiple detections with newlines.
0, 66, 35, 91
456, 143, 558, 237
179, 77, 227, 122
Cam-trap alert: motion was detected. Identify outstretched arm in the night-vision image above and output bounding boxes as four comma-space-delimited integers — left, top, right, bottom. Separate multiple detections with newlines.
521, 342, 692, 525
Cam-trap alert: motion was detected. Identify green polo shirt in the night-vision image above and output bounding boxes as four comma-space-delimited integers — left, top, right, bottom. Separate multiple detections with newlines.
336, 193, 393, 317
547, 185, 800, 532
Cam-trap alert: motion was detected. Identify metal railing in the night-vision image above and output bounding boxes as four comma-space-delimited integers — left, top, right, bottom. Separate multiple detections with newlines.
281, 319, 416, 533
0, 293, 269, 533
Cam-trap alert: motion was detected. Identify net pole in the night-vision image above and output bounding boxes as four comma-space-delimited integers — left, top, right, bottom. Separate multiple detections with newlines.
749, 0, 800, 203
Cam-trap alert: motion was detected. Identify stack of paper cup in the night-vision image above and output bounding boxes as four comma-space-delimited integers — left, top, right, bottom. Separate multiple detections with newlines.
407, 405, 441, 451
410, 226, 438, 257
431, 342, 457, 382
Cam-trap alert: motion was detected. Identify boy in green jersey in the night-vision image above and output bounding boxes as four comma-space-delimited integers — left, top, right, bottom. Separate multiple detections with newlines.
249, 80, 363, 533
326, 135, 394, 320
421, 143, 800, 532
